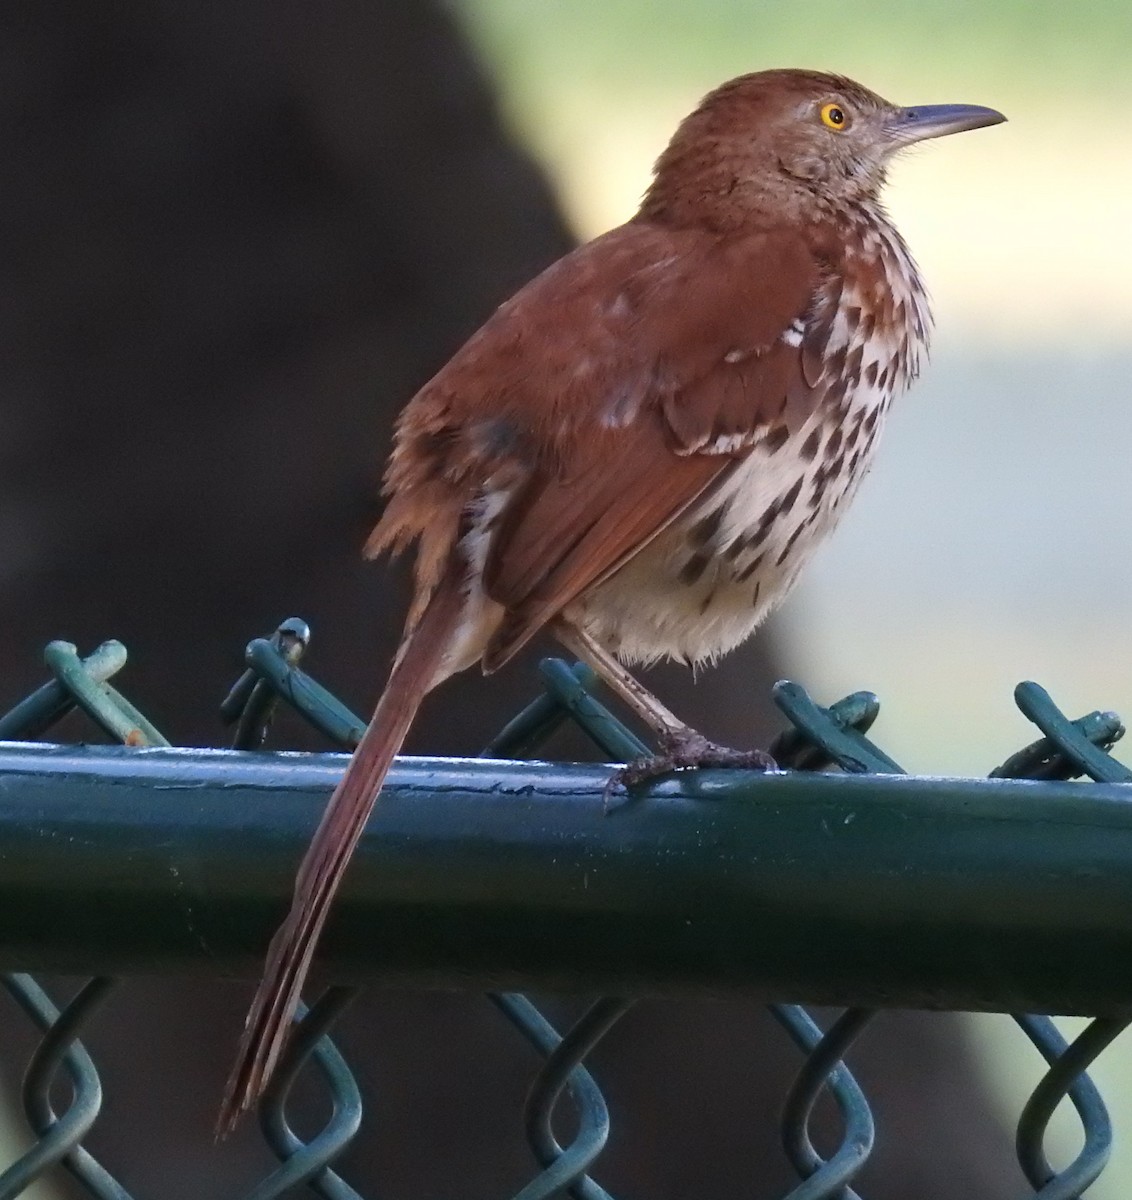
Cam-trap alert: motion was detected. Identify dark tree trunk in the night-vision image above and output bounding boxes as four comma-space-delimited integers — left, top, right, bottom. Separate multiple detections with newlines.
0, 2, 1012, 1196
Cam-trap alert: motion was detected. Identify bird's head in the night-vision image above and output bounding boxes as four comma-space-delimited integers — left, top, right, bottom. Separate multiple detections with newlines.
641, 69, 1005, 228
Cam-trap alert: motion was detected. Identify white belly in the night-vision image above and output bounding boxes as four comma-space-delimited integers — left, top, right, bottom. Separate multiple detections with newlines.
574, 209, 930, 667
578, 394, 886, 665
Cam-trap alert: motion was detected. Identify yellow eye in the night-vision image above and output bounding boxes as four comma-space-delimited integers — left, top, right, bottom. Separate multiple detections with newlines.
820, 102, 848, 131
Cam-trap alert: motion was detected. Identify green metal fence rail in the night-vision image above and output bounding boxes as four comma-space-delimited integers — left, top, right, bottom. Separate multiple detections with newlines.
0, 620, 1130, 1198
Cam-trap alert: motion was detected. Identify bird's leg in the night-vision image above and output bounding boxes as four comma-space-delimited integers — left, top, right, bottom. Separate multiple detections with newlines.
552, 618, 687, 739
551, 619, 776, 796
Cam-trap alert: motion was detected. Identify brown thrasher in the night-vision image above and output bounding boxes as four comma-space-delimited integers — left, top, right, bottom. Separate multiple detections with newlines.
219, 69, 1004, 1129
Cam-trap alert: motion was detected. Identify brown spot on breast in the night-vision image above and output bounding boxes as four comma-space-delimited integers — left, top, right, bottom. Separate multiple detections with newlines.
845, 344, 864, 385
810, 455, 838, 495
863, 406, 879, 435
800, 428, 821, 461
825, 375, 849, 408
779, 476, 804, 511
845, 412, 865, 449
690, 508, 723, 546
864, 360, 878, 388
735, 551, 765, 583
679, 551, 711, 586
744, 497, 783, 550
826, 343, 848, 379
745, 519, 774, 553
775, 522, 807, 566
825, 428, 843, 462
763, 425, 790, 453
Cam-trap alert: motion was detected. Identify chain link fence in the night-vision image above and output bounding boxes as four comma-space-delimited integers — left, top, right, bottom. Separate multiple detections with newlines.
0, 619, 1130, 1198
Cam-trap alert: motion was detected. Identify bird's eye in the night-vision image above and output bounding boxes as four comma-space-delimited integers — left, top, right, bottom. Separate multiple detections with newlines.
820, 103, 848, 131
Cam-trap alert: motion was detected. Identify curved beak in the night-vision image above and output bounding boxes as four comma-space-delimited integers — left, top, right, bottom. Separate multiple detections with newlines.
885, 103, 1006, 146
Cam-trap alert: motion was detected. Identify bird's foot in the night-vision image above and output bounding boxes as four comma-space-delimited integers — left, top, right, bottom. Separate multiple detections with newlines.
604, 729, 777, 805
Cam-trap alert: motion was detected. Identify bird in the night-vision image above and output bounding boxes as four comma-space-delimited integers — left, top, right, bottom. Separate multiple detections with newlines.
219, 68, 1004, 1130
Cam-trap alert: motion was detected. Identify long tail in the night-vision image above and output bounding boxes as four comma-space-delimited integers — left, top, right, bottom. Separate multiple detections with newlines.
217, 577, 465, 1135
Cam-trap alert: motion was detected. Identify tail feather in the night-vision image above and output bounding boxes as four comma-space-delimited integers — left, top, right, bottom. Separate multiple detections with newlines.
217, 577, 465, 1136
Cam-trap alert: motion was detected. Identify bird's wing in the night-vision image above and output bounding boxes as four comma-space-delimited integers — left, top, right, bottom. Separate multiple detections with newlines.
370, 220, 835, 665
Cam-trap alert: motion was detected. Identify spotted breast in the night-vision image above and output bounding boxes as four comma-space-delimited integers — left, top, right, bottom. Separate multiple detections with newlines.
572, 200, 930, 667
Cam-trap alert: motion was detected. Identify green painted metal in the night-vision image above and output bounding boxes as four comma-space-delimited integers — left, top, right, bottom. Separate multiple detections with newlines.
1, 741, 1132, 1014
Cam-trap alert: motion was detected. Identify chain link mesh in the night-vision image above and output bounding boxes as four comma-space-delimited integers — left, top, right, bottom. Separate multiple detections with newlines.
0, 620, 1128, 1198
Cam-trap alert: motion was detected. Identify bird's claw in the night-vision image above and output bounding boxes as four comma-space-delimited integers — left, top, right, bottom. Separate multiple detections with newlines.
603, 729, 777, 807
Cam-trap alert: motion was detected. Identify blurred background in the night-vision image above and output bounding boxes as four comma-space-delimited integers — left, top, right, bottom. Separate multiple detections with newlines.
0, 0, 1128, 1195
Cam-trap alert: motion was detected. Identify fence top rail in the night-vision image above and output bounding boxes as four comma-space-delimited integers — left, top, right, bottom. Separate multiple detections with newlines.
1, 739, 1131, 1015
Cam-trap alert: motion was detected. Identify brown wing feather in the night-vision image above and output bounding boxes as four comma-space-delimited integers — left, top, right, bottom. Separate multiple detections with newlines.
481, 433, 725, 669
367, 218, 827, 670
477, 224, 823, 665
